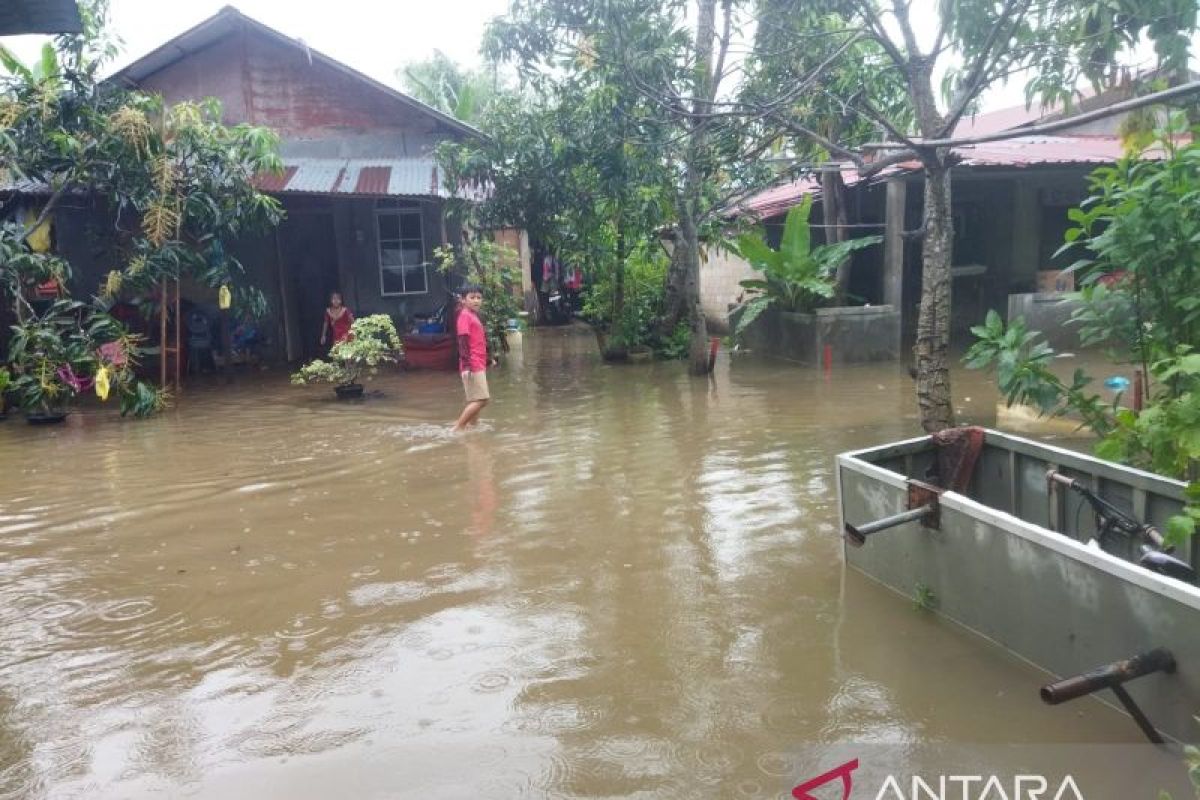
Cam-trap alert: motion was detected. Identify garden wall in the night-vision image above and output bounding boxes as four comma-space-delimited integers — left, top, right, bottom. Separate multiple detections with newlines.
1006, 292, 1086, 351
732, 304, 901, 365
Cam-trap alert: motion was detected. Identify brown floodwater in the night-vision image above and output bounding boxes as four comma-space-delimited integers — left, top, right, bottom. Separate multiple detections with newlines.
0, 326, 1176, 798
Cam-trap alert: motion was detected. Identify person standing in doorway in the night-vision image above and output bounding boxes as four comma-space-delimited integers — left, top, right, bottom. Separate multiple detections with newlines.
452, 284, 490, 432
320, 291, 354, 348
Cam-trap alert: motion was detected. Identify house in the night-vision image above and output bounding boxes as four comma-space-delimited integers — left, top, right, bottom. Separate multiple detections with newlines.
37, 6, 485, 364
1, 0, 81, 36
714, 79, 1178, 350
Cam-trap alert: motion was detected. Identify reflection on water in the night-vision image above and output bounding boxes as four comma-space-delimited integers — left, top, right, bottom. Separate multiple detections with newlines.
0, 326, 1155, 798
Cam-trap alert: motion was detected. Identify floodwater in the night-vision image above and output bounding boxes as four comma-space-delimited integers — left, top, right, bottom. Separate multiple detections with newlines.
0, 326, 1180, 798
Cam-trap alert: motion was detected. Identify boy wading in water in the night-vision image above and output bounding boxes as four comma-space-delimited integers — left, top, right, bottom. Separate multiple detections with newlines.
453, 285, 491, 432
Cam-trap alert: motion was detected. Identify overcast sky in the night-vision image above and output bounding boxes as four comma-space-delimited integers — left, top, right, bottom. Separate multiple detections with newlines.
6, 0, 512, 88
3, 0, 1188, 115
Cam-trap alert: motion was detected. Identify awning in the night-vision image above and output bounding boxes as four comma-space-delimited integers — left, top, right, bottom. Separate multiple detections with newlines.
254, 157, 486, 200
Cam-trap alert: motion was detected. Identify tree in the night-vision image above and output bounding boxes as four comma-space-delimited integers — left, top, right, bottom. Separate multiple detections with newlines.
484, 0, 776, 373
743, 0, 1198, 431
399, 50, 502, 125
0, 0, 282, 416
967, 119, 1200, 543
439, 9, 680, 359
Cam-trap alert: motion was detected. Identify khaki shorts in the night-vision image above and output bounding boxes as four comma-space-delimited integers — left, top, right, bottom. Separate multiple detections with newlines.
461, 370, 490, 402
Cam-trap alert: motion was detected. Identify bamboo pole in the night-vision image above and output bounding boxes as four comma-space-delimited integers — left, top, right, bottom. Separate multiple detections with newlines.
173, 280, 181, 392
159, 279, 167, 388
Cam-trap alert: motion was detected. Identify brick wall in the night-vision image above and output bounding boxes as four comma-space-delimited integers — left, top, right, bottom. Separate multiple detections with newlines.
701, 247, 755, 334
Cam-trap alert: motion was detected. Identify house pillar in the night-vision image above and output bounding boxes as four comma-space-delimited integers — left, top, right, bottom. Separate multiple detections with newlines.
274, 227, 299, 361
332, 200, 361, 311
1011, 179, 1040, 289
882, 178, 907, 309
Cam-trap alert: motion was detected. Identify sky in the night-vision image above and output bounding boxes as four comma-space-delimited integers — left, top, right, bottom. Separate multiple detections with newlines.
2, 0, 1190, 118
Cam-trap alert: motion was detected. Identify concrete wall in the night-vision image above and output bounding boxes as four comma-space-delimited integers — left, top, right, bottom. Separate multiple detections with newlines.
701, 247, 754, 334
1007, 292, 1086, 351
732, 304, 900, 364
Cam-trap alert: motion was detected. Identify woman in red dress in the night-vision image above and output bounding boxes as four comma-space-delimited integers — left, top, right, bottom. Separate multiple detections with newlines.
320, 291, 354, 348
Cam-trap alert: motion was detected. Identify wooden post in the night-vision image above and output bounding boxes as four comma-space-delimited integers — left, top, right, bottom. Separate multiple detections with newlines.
221, 308, 233, 385
274, 227, 296, 361
173, 280, 181, 392
159, 280, 168, 389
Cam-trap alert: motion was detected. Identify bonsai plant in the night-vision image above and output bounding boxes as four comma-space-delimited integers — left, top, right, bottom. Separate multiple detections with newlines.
291, 314, 402, 399
732, 195, 881, 337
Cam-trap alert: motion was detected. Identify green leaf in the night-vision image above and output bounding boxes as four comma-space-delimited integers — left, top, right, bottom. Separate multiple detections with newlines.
779, 195, 813, 268
0, 44, 32, 81
733, 296, 772, 337
37, 42, 60, 84
1164, 514, 1196, 548
735, 232, 778, 271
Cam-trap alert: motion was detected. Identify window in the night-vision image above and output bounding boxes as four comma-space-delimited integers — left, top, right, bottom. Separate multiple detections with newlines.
377, 204, 428, 295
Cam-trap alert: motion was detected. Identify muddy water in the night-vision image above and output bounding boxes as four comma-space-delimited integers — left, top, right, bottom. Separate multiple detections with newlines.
0, 327, 1164, 798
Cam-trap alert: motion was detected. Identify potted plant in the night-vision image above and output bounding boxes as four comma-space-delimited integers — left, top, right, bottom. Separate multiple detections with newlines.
291, 314, 402, 400
732, 195, 881, 337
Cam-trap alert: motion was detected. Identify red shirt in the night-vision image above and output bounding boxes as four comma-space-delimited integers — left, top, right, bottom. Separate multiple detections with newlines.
456, 307, 488, 372
326, 308, 354, 343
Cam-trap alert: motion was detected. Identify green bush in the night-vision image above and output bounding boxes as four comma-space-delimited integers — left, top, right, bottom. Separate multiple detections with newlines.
291, 314, 402, 388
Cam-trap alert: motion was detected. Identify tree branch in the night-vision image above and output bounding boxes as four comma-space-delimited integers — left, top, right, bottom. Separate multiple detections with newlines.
710, 0, 735, 104
937, 0, 1031, 138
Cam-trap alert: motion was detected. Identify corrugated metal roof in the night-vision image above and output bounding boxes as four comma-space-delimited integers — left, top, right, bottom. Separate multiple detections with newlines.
252, 157, 488, 200
0, 0, 82, 35
1, 158, 485, 201
255, 158, 444, 197
734, 136, 1149, 220
953, 135, 1139, 167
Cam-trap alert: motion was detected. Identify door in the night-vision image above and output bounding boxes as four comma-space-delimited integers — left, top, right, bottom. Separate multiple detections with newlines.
280, 212, 338, 362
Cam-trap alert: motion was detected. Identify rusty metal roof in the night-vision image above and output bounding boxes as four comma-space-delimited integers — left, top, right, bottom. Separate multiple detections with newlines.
106, 6, 483, 141
253, 157, 487, 200
3, 158, 487, 201
0, 0, 82, 35
951, 135, 1137, 167
734, 135, 1145, 219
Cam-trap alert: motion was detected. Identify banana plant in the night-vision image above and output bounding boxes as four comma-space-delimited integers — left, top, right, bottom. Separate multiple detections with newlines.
733, 195, 881, 336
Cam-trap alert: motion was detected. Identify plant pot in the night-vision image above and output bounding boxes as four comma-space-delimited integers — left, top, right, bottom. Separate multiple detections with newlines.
27, 411, 69, 425
334, 383, 364, 400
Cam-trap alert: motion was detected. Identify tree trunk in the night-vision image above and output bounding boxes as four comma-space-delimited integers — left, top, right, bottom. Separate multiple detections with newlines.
658, 231, 688, 335
677, 208, 710, 375
914, 160, 954, 432
821, 170, 851, 304
682, 0, 717, 375
605, 218, 628, 361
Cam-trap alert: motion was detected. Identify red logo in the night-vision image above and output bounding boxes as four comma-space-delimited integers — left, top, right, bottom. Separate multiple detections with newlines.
792, 758, 859, 800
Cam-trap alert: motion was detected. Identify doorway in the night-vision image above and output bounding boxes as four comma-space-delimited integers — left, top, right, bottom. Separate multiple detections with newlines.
280, 212, 338, 362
